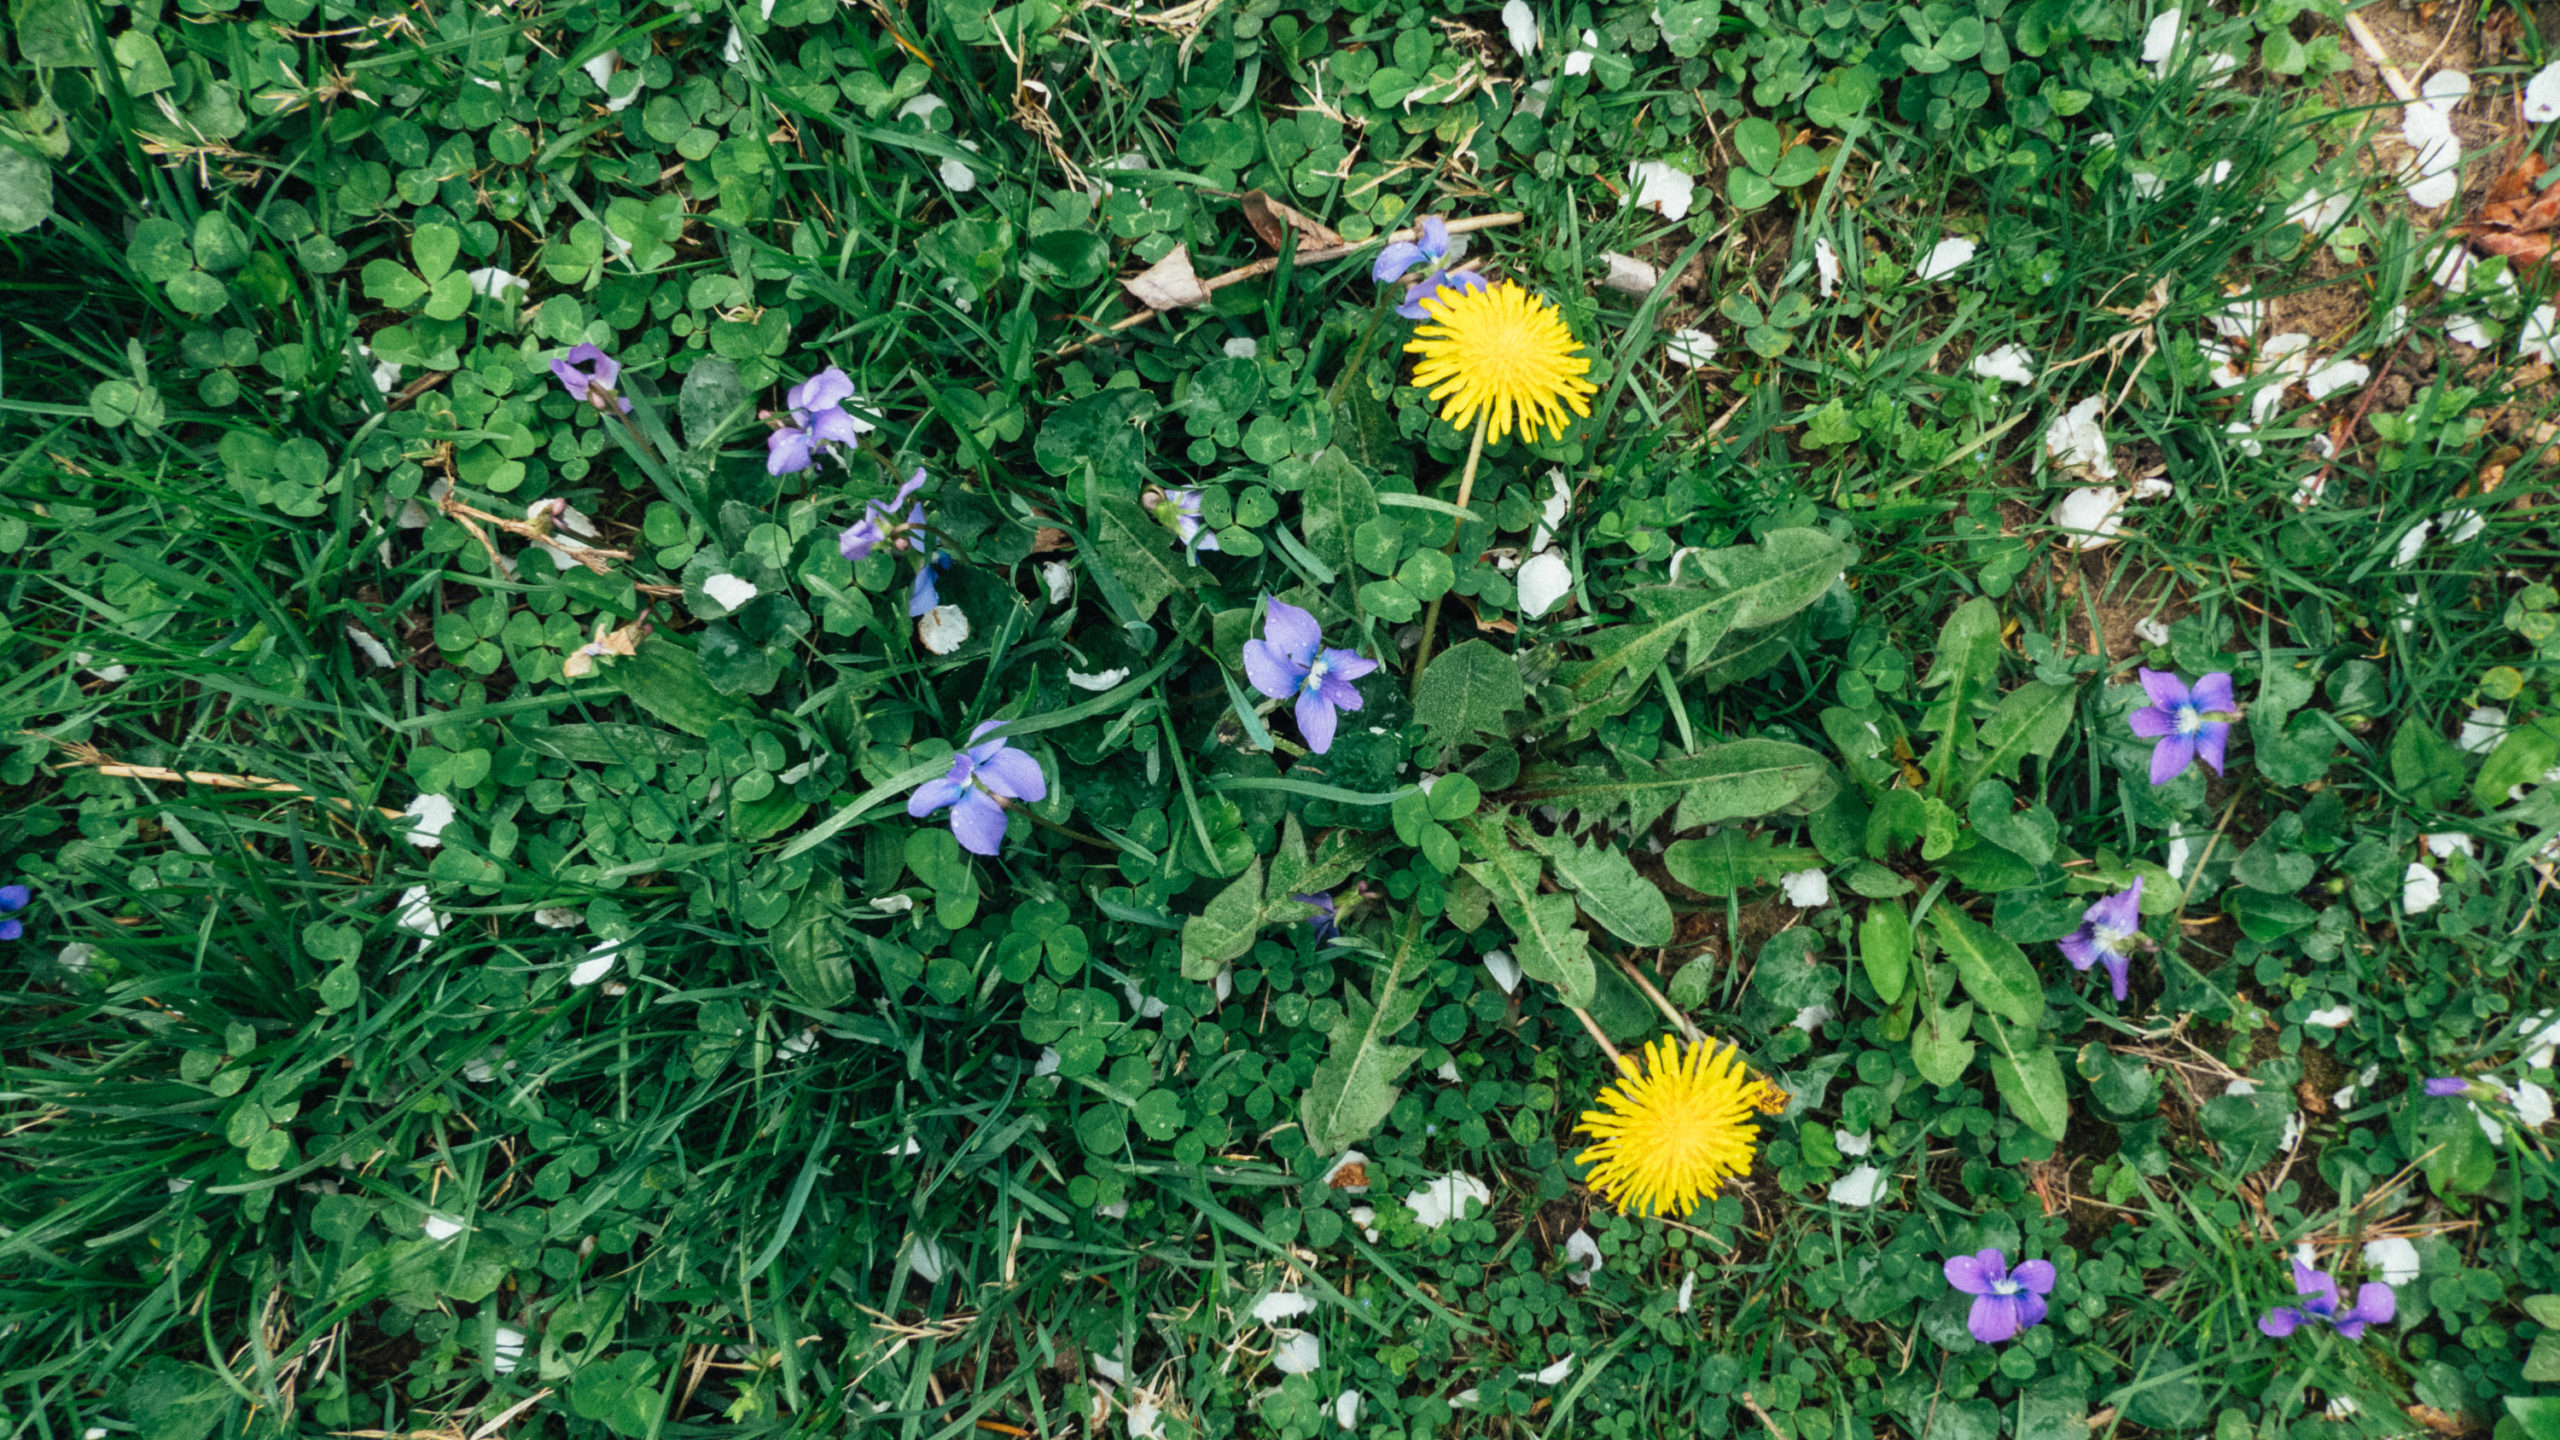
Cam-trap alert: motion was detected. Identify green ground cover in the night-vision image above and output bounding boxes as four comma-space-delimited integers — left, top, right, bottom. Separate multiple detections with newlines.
5, 0, 2560, 1435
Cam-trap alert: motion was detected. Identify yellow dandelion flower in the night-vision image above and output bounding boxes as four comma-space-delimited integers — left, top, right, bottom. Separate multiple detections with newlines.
1404, 280, 1598, 445
1573, 1035, 1766, 1218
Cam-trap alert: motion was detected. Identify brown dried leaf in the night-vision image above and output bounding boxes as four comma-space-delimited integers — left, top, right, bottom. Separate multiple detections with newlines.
1240, 189, 1345, 252
1030, 527, 1072, 553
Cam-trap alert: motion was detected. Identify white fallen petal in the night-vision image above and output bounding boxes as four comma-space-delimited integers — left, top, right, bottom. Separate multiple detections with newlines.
2425, 832, 2476, 859
2521, 304, 2559, 366
1501, 0, 1538, 55
907, 1237, 949, 1283
396, 886, 444, 938
2420, 68, 2470, 116
1254, 1291, 1317, 1324
2363, 1236, 2421, 1287
2448, 315, 2496, 350
492, 1326, 526, 1374
1483, 950, 1522, 994
919, 604, 971, 654
1039, 561, 1074, 603
2513, 1080, 2554, 1129
2402, 862, 2442, 915
2208, 296, 2265, 341
1517, 550, 1573, 619
2049, 485, 2125, 550
1223, 336, 1259, 359
571, 940, 621, 987
2285, 189, 2350, 231
1814, 237, 1840, 298
2459, 706, 2508, 753
1067, 667, 1131, 691
1970, 343, 2035, 385
2142, 8, 2182, 68
1405, 1172, 1491, 1229
403, 793, 457, 848
1779, 868, 1832, 907
2280, 1112, 2304, 1152
1916, 237, 1977, 281
1333, 1391, 1363, 1430
1563, 1228, 1603, 1286
1122, 982, 1167, 1019
1835, 1128, 1873, 1156
1125, 1399, 1165, 1440
2304, 1005, 2354, 1029
2527, 60, 2560, 123
1090, 1350, 1128, 1384
1530, 1354, 1575, 1385
2303, 358, 2368, 401
1271, 1330, 1322, 1374
1624, 161, 1696, 221
2135, 616, 2172, 646
2129, 171, 2164, 199
1790, 1003, 1834, 1032
2045, 396, 2115, 478
1034, 1046, 1062, 1076
423, 1214, 465, 1241
1676, 1270, 1696, 1312
2225, 1078, 2258, 1097
1320, 1148, 1370, 1192
898, 93, 947, 122
1565, 30, 1598, 74
720, 24, 744, 62
702, 572, 759, 610
533, 907, 583, 929
2401, 105, 2461, 209
1663, 328, 1719, 368
1827, 1164, 1887, 1207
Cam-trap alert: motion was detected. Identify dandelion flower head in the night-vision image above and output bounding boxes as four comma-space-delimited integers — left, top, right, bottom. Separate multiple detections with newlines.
1574, 1035, 1766, 1218
1404, 280, 1598, 444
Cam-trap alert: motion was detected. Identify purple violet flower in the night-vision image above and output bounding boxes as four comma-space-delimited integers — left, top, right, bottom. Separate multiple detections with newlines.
841, 469, 929, 563
2423, 1076, 2472, 1096
908, 541, 953, 617
1150, 488, 1221, 556
1370, 216, 1490, 320
549, 344, 632, 414
766, 366, 876, 476
1242, 597, 1379, 756
0, 883, 28, 943
2128, 669, 2235, 785
1944, 1249, 2055, 1344
2057, 878, 2143, 1001
1299, 892, 1340, 943
907, 722, 1048, 856
2259, 1256, 2395, 1340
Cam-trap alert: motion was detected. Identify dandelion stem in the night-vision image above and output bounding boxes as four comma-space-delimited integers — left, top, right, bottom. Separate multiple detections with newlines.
1410, 407, 1491, 693
1566, 1002, 1629, 1072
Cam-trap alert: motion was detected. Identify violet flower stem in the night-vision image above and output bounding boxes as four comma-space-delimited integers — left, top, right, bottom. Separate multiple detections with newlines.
1411, 407, 1491, 694
608, 392, 665, 467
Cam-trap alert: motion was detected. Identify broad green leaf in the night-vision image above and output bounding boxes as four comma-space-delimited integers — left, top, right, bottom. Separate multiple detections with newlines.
0, 145, 53, 235
1300, 914, 1432, 1154
2016, 1380, 2087, 1440
1299, 447, 1380, 580
1921, 596, 2001, 790
1557, 589, 1735, 695
2475, 718, 2560, 810
1093, 493, 1184, 620
1181, 857, 1267, 979
612, 634, 751, 736
1461, 845, 1594, 1006
1981, 1011, 2069, 1142
1663, 833, 1821, 895
1412, 639, 1524, 751
1859, 901, 1911, 1005
411, 221, 460, 281
1912, 998, 1975, 1085
774, 876, 856, 1006
1962, 681, 2077, 790
680, 356, 750, 454
2510, 1398, 2560, 1440
1926, 902, 2044, 1028
1533, 831, 1673, 946
1519, 738, 1830, 835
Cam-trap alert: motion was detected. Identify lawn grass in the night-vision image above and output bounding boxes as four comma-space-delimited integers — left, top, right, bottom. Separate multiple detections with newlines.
4, 0, 2560, 1436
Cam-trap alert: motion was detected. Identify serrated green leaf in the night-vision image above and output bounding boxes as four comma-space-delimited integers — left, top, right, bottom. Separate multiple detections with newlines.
1518, 738, 1830, 835
1182, 858, 1267, 979
1860, 901, 1911, 1005
1532, 830, 1673, 946
1093, 493, 1184, 621
1663, 833, 1822, 895
1413, 639, 1524, 751
1962, 681, 2078, 790
1461, 844, 1594, 1006
1300, 913, 1431, 1154
1912, 998, 1975, 1084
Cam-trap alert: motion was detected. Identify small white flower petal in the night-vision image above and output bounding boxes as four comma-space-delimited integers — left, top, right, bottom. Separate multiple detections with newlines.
2402, 862, 2442, 915
403, 794, 457, 848
1501, 0, 1539, 55
423, 1214, 465, 1241
1827, 1164, 1887, 1207
396, 886, 444, 938
2045, 396, 2115, 478
1779, 868, 1832, 907
1067, 666, 1131, 691
2459, 706, 2509, 753
1271, 1329, 1322, 1374
1223, 336, 1259, 359
1624, 161, 1696, 221
1663, 328, 1719, 368
919, 604, 972, 654
1834, 1128, 1873, 1156
2363, 1236, 2421, 1287
492, 1326, 527, 1374
2142, 9, 2182, 67
1483, 950, 1522, 994
2049, 485, 2125, 550
2304, 1005, 2355, 1029
1254, 1291, 1317, 1324
1790, 1003, 1834, 1032
1916, 236, 1977, 281
1971, 343, 2036, 386
1563, 1228, 1604, 1286
2527, 61, 2560, 123
1333, 1391, 1363, 1430
1516, 550, 1574, 619
1813, 236, 1840, 298
2303, 358, 2368, 401
701, 572, 759, 610
2425, 832, 2476, 859
1404, 1172, 1490, 1229
1676, 1269, 1696, 1311
570, 941, 621, 987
